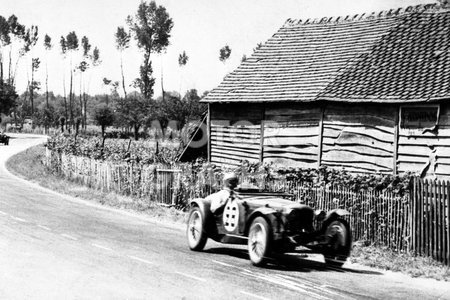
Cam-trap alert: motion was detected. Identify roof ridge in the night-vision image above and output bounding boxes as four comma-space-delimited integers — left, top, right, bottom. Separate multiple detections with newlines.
283, 3, 439, 27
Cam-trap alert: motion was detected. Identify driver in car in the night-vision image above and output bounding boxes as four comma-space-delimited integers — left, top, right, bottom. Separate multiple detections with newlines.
207, 172, 239, 215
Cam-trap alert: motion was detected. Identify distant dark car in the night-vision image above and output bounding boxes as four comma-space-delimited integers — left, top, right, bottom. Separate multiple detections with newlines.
0, 133, 9, 145
187, 189, 352, 267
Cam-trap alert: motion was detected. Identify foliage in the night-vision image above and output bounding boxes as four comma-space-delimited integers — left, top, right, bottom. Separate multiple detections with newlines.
46, 134, 182, 164
115, 26, 131, 99
44, 34, 52, 50
0, 81, 17, 115
127, 0, 174, 98
115, 26, 130, 51
115, 92, 154, 140
156, 89, 206, 133
66, 31, 79, 51
219, 45, 231, 62
178, 51, 188, 66
94, 103, 115, 136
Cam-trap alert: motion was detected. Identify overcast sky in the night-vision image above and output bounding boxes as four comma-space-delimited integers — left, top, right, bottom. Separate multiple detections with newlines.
2, 0, 437, 98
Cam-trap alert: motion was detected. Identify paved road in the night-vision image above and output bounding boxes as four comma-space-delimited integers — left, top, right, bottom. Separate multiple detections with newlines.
1, 134, 449, 300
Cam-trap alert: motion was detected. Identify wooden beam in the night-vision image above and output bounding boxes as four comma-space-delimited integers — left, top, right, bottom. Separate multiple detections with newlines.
393, 105, 399, 175
317, 105, 325, 169
260, 105, 266, 163
207, 103, 211, 162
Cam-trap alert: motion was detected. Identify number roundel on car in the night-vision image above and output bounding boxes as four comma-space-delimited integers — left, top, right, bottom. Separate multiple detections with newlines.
223, 200, 239, 232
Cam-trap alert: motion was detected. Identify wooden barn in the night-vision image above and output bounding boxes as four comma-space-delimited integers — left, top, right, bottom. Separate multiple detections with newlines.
201, 4, 450, 178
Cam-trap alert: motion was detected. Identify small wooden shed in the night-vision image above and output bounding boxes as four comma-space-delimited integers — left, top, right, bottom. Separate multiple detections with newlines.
202, 4, 450, 178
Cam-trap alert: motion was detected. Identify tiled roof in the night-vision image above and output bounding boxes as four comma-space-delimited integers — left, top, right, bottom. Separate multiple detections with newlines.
203, 4, 450, 103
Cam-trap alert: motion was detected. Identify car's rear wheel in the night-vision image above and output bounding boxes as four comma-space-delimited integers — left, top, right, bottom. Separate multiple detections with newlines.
323, 219, 351, 267
187, 206, 207, 251
248, 216, 272, 266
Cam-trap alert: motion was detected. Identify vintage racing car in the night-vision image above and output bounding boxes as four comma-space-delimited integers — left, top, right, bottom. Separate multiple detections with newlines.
0, 133, 9, 145
187, 189, 352, 267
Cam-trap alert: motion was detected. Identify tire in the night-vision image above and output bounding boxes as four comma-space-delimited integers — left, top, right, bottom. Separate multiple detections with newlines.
248, 216, 272, 266
186, 206, 207, 251
323, 219, 352, 267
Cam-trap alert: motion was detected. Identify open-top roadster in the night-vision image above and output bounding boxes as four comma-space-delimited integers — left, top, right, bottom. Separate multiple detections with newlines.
186, 189, 352, 267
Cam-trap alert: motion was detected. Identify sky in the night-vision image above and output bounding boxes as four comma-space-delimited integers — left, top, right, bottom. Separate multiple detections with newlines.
1, 0, 437, 98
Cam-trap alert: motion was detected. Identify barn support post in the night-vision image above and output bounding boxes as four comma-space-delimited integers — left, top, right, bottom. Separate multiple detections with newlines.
317, 104, 325, 169
260, 105, 266, 163
207, 103, 211, 162
393, 105, 400, 175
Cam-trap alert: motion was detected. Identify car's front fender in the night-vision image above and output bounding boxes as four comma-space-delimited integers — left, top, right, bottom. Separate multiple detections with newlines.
325, 208, 351, 221
320, 208, 351, 233
245, 207, 284, 240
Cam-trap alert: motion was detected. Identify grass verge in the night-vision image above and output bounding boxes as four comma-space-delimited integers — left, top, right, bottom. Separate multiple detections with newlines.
6, 144, 187, 226
350, 242, 450, 281
6, 144, 450, 281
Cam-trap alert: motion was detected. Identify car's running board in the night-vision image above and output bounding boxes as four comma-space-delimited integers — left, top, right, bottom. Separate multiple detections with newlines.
220, 234, 248, 245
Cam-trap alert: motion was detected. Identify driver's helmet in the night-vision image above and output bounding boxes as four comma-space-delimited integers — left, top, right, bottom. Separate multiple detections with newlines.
223, 172, 239, 189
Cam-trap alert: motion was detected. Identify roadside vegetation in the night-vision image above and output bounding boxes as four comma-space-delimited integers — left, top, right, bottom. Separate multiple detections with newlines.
6, 144, 186, 226
351, 242, 450, 281
6, 143, 450, 281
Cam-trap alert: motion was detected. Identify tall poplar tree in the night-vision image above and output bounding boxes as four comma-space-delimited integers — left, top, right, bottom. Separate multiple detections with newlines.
43, 34, 52, 108
127, 1, 173, 99
115, 26, 130, 100
66, 31, 79, 128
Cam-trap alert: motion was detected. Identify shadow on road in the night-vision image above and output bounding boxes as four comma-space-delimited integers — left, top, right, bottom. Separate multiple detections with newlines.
205, 247, 382, 276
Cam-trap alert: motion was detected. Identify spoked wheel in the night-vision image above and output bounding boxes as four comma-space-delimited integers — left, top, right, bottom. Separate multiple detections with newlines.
323, 219, 352, 267
186, 206, 207, 251
248, 217, 272, 266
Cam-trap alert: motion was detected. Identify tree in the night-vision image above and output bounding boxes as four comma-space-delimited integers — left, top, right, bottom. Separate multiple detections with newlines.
66, 31, 79, 129
0, 15, 10, 83
0, 81, 17, 115
43, 34, 52, 108
83, 46, 101, 129
115, 26, 130, 100
59, 35, 68, 123
29, 57, 40, 114
156, 89, 206, 134
6, 15, 25, 86
20, 25, 39, 115
127, 1, 174, 99
115, 92, 152, 140
78, 35, 91, 129
94, 103, 114, 137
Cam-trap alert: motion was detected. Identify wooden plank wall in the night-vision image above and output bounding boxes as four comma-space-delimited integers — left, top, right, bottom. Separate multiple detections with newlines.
209, 102, 450, 179
398, 104, 450, 178
321, 104, 396, 173
210, 103, 262, 167
263, 104, 321, 168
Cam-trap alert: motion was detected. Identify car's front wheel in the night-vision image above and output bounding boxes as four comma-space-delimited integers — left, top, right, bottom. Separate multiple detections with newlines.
323, 219, 351, 267
248, 217, 272, 266
186, 206, 207, 251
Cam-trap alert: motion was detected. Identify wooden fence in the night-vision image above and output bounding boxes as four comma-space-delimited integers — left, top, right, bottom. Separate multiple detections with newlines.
47, 151, 183, 206
45, 151, 450, 265
290, 183, 412, 252
411, 178, 450, 265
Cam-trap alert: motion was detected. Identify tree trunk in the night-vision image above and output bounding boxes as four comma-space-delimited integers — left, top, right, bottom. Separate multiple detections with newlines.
120, 55, 127, 100
134, 124, 139, 141
46, 63, 49, 108
69, 69, 73, 132
83, 93, 88, 130
30, 62, 34, 115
